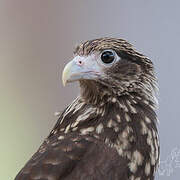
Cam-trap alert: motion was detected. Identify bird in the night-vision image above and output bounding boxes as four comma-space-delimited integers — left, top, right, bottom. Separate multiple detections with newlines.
15, 37, 159, 180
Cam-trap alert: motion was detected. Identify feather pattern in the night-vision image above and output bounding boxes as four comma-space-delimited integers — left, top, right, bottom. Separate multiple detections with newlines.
15, 38, 159, 180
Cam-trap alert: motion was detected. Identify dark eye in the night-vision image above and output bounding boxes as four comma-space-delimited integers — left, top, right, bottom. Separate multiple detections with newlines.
101, 50, 115, 64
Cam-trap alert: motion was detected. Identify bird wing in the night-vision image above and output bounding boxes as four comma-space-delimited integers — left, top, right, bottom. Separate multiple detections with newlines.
15, 132, 129, 180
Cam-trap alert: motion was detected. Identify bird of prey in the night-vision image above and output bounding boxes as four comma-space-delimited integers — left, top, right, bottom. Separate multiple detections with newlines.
15, 38, 159, 180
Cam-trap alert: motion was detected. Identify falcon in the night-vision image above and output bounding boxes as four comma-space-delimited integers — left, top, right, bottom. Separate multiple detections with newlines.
15, 38, 159, 180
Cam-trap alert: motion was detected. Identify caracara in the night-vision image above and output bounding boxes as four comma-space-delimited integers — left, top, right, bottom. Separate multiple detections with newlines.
15, 38, 159, 180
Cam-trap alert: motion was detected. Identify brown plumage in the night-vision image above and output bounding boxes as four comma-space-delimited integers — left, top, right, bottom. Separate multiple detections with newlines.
15, 38, 159, 180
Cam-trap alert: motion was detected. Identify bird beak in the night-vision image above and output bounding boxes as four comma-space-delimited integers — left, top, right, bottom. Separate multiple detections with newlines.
62, 60, 78, 86
62, 55, 100, 86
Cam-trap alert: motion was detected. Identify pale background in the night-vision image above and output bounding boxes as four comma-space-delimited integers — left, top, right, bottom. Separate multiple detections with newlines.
0, 0, 179, 179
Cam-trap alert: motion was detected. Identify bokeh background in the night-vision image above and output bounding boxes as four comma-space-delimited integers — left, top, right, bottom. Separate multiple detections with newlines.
1, 0, 180, 179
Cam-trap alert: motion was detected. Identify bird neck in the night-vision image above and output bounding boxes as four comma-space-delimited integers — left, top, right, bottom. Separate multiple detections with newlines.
51, 79, 158, 136
79, 79, 158, 109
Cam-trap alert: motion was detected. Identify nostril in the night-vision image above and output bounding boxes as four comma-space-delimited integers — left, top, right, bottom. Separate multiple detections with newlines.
77, 59, 83, 66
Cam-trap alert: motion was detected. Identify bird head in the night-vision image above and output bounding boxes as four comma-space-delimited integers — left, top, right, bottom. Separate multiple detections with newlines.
62, 38, 157, 104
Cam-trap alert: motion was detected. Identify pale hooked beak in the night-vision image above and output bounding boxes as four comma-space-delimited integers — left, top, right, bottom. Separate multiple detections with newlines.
62, 55, 100, 86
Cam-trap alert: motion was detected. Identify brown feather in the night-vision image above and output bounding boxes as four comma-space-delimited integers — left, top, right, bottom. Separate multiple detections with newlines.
15, 38, 159, 180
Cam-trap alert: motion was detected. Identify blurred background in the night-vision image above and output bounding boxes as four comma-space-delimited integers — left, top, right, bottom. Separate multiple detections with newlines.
0, 0, 180, 179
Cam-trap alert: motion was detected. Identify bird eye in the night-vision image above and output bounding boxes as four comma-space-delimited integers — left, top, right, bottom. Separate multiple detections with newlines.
101, 50, 115, 64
